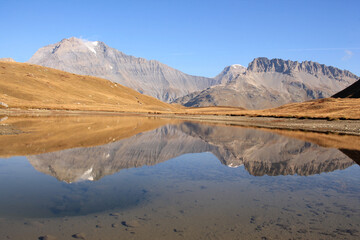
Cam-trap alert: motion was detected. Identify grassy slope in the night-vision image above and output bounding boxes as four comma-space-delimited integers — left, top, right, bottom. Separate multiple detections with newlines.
184, 98, 360, 120
0, 62, 179, 113
256, 98, 360, 119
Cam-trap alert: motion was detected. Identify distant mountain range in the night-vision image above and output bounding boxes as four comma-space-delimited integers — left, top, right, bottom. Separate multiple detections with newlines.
175, 58, 358, 109
28, 37, 218, 102
28, 37, 358, 109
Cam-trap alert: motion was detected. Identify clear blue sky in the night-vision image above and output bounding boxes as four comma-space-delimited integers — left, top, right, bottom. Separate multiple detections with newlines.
1, 0, 359, 77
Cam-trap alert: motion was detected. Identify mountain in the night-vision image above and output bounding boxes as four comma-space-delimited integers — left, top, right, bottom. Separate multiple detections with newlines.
174, 57, 358, 109
332, 79, 360, 98
28, 37, 218, 102
0, 61, 178, 113
27, 123, 355, 182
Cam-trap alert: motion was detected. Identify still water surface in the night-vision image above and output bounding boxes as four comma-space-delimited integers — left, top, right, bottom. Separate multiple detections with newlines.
0, 119, 359, 239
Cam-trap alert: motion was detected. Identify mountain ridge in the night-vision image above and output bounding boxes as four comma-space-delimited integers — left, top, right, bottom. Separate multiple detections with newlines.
174, 57, 358, 109
248, 57, 357, 79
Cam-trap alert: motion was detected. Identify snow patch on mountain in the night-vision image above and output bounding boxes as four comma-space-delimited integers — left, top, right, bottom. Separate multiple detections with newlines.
83, 41, 98, 54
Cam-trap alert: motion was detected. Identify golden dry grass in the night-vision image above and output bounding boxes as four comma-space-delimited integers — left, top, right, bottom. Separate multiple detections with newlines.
257, 98, 360, 119
183, 98, 360, 119
0, 62, 179, 113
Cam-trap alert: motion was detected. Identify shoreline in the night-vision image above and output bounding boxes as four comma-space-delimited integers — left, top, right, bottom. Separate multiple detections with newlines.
159, 114, 360, 136
1, 108, 360, 136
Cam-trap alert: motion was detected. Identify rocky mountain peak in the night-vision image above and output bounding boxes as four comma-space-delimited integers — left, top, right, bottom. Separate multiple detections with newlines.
247, 57, 358, 80
230, 64, 246, 70
215, 64, 247, 84
248, 57, 300, 74
47, 37, 104, 56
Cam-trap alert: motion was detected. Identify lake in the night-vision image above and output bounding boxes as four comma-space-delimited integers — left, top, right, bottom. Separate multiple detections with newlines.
0, 116, 359, 239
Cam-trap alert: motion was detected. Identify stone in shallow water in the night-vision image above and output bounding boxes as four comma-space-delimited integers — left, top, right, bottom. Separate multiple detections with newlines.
109, 212, 121, 217
121, 220, 141, 228
72, 233, 86, 239
38, 235, 57, 240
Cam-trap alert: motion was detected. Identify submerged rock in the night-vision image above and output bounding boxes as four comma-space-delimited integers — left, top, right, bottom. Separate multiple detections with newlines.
72, 233, 86, 239
38, 235, 57, 240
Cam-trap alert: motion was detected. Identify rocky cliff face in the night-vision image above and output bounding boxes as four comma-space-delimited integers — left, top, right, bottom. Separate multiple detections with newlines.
248, 57, 357, 80
174, 58, 358, 109
28, 37, 218, 102
27, 123, 355, 182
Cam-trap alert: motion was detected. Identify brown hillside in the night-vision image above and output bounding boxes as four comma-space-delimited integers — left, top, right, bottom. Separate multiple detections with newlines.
183, 98, 360, 119
0, 62, 179, 113
257, 98, 360, 119
332, 79, 360, 98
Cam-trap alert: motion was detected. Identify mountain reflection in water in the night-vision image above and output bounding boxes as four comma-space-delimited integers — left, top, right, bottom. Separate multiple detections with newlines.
27, 122, 356, 183
1, 118, 359, 240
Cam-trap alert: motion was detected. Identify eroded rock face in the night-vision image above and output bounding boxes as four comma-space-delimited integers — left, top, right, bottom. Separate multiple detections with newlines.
247, 58, 356, 79
174, 58, 358, 109
27, 123, 355, 182
28, 37, 217, 102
